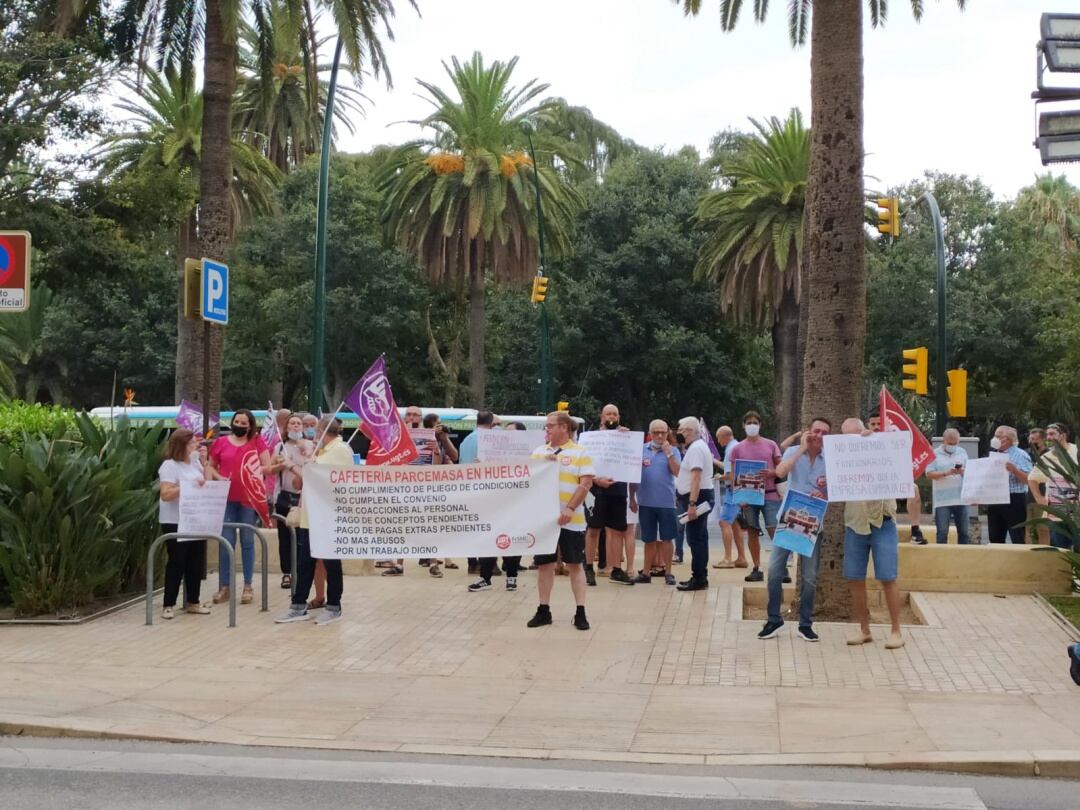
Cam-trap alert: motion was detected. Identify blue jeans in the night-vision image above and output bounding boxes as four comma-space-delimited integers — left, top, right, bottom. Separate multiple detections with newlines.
934, 505, 969, 545
767, 534, 821, 627
677, 490, 715, 583
220, 500, 258, 588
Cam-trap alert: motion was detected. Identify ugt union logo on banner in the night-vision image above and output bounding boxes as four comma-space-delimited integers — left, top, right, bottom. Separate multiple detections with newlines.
346, 355, 418, 466
879, 385, 935, 478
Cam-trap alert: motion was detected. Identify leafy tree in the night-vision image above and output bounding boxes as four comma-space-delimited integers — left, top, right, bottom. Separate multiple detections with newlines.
380, 52, 584, 406
695, 109, 807, 436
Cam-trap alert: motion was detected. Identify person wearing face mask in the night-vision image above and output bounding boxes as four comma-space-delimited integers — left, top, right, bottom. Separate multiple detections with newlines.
1028, 422, 1079, 550
206, 408, 273, 605
157, 429, 211, 620
757, 417, 831, 642
925, 428, 970, 545
985, 425, 1033, 544
633, 419, 681, 586
1026, 428, 1049, 545
725, 411, 782, 583
584, 404, 635, 586
268, 414, 315, 588
301, 412, 318, 442
276, 417, 352, 625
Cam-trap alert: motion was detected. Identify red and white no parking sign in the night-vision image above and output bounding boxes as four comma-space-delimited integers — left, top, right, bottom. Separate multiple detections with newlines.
0, 231, 31, 312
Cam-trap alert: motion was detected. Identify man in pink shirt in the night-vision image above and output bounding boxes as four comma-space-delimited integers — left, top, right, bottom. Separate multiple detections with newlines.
725, 411, 783, 584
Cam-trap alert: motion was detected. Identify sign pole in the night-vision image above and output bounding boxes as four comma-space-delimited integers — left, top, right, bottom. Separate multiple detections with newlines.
203, 321, 211, 437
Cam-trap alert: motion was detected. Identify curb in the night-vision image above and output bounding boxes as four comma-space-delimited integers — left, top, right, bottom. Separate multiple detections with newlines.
4, 720, 1080, 778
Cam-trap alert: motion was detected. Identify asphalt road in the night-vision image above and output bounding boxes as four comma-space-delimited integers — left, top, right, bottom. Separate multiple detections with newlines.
1, 737, 1078, 810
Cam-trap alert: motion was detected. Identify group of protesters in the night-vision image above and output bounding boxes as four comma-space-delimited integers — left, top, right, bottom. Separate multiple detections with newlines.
156, 400, 1078, 651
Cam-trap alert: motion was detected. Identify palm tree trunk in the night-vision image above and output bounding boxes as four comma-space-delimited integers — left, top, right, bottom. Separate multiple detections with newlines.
182, 0, 236, 415
801, 0, 866, 621
174, 211, 199, 403
771, 286, 800, 438
468, 244, 486, 406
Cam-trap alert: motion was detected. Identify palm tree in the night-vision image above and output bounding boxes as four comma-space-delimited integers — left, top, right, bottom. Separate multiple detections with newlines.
112, 0, 409, 412
0, 285, 67, 403
538, 98, 631, 183
1015, 173, 1080, 253
379, 52, 583, 405
695, 109, 808, 437
677, 0, 967, 619
97, 64, 281, 401
234, 0, 365, 172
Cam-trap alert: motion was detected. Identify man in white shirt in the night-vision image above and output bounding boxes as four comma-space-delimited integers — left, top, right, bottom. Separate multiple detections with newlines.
925, 428, 970, 545
675, 417, 715, 591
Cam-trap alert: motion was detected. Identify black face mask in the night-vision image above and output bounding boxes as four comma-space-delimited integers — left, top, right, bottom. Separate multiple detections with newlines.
604, 420, 619, 429
676, 433, 686, 445
231, 424, 248, 437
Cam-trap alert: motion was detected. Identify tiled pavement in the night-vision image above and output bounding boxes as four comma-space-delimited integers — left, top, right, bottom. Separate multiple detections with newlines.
1, 561, 1079, 764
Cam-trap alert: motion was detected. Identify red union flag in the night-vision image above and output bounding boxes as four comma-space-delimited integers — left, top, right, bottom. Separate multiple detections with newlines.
238, 445, 272, 527
879, 385, 935, 478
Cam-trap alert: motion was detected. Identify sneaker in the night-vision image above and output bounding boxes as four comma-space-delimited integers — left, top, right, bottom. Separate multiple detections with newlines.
758, 620, 784, 640
506, 576, 517, 591
664, 573, 676, 586
429, 564, 443, 578
573, 611, 590, 631
673, 555, 684, 565
632, 571, 652, 584
676, 578, 707, 591
798, 625, 819, 642
744, 568, 764, 583
585, 566, 597, 587
609, 568, 634, 585
527, 608, 552, 628
782, 574, 792, 584
1069, 644, 1080, 687
161, 607, 174, 620
274, 606, 312, 623
315, 607, 343, 626
185, 604, 211, 615
467, 578, 491, 592
885, 630, 905, 649
910, 529, 928, 545
847, 629, 873, 645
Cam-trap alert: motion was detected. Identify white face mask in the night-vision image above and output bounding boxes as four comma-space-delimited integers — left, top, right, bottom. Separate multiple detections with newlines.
942, 445, 955, 454
744, 424, 760, 438
288, 431, 303, 441
990, 437, 1003, 451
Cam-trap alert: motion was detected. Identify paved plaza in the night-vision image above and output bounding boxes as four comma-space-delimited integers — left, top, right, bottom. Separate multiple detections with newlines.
2, 552, 1079, 774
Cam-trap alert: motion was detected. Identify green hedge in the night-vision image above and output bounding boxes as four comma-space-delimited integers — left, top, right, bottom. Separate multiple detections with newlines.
0, 401, 78, 450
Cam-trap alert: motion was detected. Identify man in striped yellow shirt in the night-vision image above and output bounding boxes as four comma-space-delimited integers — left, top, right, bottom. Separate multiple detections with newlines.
530, 410, 595, 630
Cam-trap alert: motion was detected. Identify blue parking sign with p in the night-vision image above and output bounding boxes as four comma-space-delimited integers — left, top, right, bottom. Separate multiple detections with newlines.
201, 259, 228, 325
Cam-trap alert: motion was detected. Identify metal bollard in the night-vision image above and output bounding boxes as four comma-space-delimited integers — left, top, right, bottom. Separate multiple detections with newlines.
222, 522, 270, 611
147, 533, 236, 627
272, 512, 298, 601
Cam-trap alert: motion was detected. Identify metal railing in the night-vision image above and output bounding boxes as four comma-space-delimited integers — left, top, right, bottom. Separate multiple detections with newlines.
146, 533, 236, 627
223, 522, 270, 612
272, 512, 297, 600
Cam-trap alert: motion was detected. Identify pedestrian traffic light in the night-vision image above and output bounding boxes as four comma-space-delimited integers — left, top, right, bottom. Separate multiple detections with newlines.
530, 275, 549, 303
877, 197, 900, 238
902, 346, 928, 395
946, 368, 968, 418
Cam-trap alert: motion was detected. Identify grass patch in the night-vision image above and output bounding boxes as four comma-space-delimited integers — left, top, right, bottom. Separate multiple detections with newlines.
1045, 595, 1080, 633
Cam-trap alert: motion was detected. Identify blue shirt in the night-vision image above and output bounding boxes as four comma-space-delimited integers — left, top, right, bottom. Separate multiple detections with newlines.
458, 429, 481, 464
637, 443, 681, 508
1001, 445, 1033, 494
781, 445, 827, 497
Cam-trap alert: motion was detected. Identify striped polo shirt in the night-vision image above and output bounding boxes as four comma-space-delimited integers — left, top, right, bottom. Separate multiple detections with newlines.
531, 440, 595, 530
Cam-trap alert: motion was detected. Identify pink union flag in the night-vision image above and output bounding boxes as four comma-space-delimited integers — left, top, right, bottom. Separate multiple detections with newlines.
176, 399, 217, 437
346, 356, 418, 466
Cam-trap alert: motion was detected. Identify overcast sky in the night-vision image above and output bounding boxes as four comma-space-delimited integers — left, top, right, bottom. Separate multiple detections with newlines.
331, 0, 1079, 199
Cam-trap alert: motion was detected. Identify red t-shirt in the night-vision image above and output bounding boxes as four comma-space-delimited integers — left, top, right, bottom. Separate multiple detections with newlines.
210, 435, 268, 502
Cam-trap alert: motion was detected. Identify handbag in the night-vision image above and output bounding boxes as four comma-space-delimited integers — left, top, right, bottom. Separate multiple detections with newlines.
285, 505, 302, 527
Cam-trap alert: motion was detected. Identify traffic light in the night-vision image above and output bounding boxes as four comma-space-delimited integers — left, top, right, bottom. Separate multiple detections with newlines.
557, 401, 570, 412
530, 275, 549, 303
902, 346, 928, 395
877, 197, 900, 238
946, 368, 968, 418
182, 258, 201, 320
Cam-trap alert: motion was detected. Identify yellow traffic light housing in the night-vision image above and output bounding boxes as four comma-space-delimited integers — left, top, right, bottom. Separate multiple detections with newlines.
557, 401, 570, 412
530, 275, 549, 304
902, 346, 928, 396
946, 368, 968, 418
182, 258, 201, 320
877, 197, 900, 238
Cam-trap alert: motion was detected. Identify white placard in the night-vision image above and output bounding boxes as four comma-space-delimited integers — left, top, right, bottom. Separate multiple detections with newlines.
960, 455, 1011, 505
304, 462, 560, 559
476, 429, 547, 462
822, 431, 915, 502
577, 430, 645, 483
177, 480, 230, 539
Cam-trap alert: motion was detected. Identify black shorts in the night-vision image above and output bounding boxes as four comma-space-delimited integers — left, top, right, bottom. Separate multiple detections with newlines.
587, 491, 628, 532
535, 528, 586, 566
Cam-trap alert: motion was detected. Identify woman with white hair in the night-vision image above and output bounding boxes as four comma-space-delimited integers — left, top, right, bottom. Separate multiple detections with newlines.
674, 416, 715, 591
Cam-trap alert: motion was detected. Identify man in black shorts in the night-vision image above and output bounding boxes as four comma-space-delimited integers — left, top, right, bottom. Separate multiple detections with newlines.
584, 403, 635, 586
529, 410, 595, 630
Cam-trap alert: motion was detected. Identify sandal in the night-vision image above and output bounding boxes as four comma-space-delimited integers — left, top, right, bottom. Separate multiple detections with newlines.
382, 566, 404, 577
280, 574, 292, 589
713, 561, 735, 569
307, 598, 326, 610
443, 561, 459, 570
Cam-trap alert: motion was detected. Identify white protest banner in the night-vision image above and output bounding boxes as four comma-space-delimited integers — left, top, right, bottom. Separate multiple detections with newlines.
577, 430, 645, 483
177, 480, 230, 539
476, 429, 547, 462
304, 461, 560, 559
822, 431, 915, 502
960, 455, 1010, 505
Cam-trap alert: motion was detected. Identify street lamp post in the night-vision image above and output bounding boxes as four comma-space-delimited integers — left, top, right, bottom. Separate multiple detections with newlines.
521, 121, 552, 413
919, 192, 948, 436
309, 37, 344, 413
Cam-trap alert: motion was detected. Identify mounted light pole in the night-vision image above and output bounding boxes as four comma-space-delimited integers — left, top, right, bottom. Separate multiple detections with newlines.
521, 120, 552, 413
309, 37, 344, 413
920, 192, 948, 437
